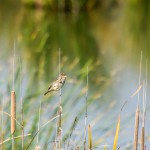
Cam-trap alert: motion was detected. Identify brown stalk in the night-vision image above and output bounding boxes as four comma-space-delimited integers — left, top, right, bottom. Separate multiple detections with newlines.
133, 105, 140, 150
141, 127, 145, 150
11, 91, 16, 134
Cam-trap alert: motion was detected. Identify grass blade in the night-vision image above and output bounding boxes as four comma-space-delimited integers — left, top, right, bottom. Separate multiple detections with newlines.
113, 115, 120, 150
88, 124, 92, 150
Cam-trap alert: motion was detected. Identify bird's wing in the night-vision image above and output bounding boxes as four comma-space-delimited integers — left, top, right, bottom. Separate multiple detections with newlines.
47, 76, 61, 91
48, 77, 59, 90
52, 81, 60, 90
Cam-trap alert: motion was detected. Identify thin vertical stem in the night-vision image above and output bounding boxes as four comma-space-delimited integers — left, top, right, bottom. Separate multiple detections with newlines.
141, 60, 148, 150
1, 96, 4, 150
141, 81, 145, 150
133, 51, 142, 150
137, 51, 142, 105
13, 41, 15, 91
84, 66, 88, 150
144, 59, 147, 115
54, 124, 58, 149
12, 40, 16, 150
143, 59, 147, 124
133, 105, 140, 150
142, 81, 145, 127
21, 109, 24, 150
37, 99, 42, 145
19, 58, 24, 150
59, 48, 62, 104
58, 48, 62, 150
86, 66, 88, 118
12, 135, 14, 150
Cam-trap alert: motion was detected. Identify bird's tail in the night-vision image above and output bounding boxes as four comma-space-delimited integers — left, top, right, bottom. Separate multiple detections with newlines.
44, 89, 53, 95
44, 91, 50, 95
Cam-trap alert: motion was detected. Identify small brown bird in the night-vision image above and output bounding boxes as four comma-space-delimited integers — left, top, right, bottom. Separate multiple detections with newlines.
44, 73, 67, 95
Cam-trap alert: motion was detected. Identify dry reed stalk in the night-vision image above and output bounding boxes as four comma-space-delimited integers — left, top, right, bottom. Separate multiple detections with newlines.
84, 66, 89, 150
113, 115, 120, 150
88, 124, 92, 150
58, 104, 62, 150
138, 51, 142, 104
19, 58, 24, 150
141, 60, 147, 150
11, 91, 16, 134
0, 110, 22, 127
57, 104, 62, 135
134, 52, 142, 150
141, 82, 145, 150
58, 48, 62, 150
141, 127, 145, 150
133, 105, 140, 150
0, 134, 31, 145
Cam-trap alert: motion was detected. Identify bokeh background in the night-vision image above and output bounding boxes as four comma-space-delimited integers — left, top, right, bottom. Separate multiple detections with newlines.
0, 0, 150, 149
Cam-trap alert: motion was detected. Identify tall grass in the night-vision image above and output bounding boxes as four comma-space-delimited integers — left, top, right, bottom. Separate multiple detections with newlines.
141, 60, 147, 150
133, 52, 142, 150
0, 46, 149, 150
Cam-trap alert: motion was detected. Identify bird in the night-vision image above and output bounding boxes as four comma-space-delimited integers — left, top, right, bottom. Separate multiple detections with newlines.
44, 73, 67, 95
